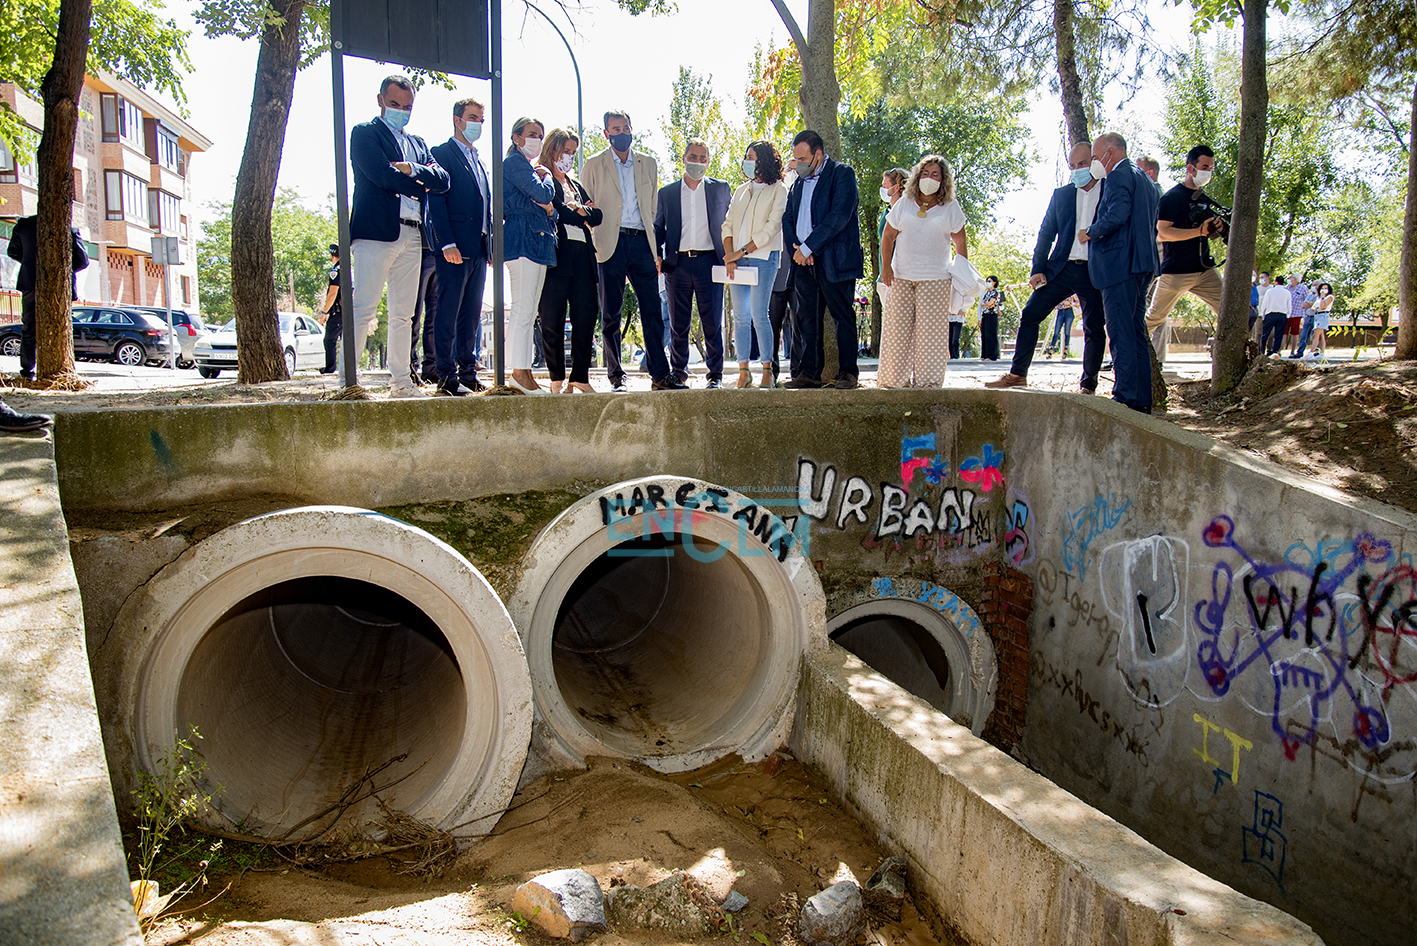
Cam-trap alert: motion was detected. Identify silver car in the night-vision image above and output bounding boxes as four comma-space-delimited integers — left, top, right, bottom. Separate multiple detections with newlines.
193, 312, 325, 378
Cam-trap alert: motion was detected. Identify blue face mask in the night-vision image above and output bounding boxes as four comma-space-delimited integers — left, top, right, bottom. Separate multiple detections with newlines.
608, 132, 633, 153
383, 106, 412, 131
1071, 167, 1092, 188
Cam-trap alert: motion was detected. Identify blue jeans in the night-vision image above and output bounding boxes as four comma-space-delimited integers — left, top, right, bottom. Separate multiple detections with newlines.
1295, 314, 1316, 353
1048, 308, 1075, 350
729, 252, 780, 366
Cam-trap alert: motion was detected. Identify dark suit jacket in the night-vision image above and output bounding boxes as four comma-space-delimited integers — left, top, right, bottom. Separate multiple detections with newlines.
349, 118, 449, 243
1085, 158, 1160, 289
427, 138, 492, 261
654, 178, 730, 271
782, 157, 864, 284
549, 176, 603, 271
7, 216, 89, 298
1031, 182, 1103, 282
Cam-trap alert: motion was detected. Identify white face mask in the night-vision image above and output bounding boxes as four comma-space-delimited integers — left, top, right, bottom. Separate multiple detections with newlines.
519, 137, 543, 159
918, 177, 941, 196
461, 119, 483, 143
1090, 158, 1108, 180
879, 186, 892, 201
1193, 167, 1213, 187
555, 153, 575, 174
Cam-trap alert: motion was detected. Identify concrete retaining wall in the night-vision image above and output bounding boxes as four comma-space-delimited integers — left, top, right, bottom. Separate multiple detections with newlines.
792, 645, 1321, 946
0, 436, 140, 946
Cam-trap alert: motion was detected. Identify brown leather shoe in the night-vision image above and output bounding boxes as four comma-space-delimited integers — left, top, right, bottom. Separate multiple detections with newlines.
1077, 386, 1096, 395
984, 373, 1027, 389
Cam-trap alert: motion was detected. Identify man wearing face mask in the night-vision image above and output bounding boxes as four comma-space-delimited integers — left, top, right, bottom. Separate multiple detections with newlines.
1077, 132, 1161, 413
427, 97, 493, 395
653, 139, 732, 388
781, 129, 864, 389
1143, 145, 1227, 366
581, 110, 680, 390
349, 75, 450, 396
986, 142, 1106, 393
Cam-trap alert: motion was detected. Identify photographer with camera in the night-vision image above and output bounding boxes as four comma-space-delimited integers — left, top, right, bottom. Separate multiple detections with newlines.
1144, 145, 1229, 366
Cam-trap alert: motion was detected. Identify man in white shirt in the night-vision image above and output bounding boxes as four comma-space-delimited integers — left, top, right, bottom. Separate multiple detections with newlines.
653, 139, 733, 387
1260, 274, 1294, 356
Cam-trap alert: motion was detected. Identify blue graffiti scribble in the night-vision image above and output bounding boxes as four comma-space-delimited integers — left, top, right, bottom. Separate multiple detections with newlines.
872, 577, 897, 598
149, 430, 175, 474
1061, 494, 1132, 583
958, 444, 1004, 492
1241, 791, 1287, 892
900, 433, 936, 487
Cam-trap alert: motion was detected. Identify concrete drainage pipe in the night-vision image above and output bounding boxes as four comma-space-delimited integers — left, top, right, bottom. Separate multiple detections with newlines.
127, 507, 531, 839
508, 476, 826, 773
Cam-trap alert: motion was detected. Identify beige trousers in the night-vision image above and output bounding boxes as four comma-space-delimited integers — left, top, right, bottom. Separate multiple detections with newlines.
878, 277, 953, 388
1145, 267, 1224, 363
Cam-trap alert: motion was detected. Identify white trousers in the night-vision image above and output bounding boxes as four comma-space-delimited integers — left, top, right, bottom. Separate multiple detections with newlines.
506, 257, 547, 370
352, 226, 422, 385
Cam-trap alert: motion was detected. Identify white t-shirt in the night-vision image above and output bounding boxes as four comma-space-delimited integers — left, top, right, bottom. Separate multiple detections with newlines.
886, 196, 966, 281
1261, 284, 1293, 316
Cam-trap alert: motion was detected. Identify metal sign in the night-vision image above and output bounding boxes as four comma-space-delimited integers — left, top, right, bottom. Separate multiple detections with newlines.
340, 0, 492, 80
150, 236, 180, 265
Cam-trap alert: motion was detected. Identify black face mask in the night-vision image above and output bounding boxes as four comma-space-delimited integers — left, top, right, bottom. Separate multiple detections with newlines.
608, 132, 633, 153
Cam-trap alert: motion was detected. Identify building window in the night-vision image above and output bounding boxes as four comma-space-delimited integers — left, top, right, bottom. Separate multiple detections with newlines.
147, 189, 180, 234
179, 215, 189, 241
72, 167, 83, 200
105, 169, 150, 223
100, 93, 143, 146
0, 134, 37, 185
146, 120, 182, 172
181, 275, 191, 305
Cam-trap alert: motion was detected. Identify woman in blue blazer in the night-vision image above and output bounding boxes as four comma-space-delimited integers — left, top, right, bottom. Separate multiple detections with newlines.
503, 117, 557, 394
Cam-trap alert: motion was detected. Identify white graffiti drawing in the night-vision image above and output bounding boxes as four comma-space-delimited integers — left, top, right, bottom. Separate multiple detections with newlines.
1100, 535, 1191, 708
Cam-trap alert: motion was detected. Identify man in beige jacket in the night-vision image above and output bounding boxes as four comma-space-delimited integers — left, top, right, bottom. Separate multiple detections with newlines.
580, 109, 682, 390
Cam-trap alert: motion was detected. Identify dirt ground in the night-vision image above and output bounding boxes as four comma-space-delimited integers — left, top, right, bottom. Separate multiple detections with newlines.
145, 756, 942, 946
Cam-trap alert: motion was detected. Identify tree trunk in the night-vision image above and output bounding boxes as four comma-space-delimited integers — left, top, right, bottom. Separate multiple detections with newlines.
34, 0, 93, 381
1212, 0, 1267, 395
1394, 77, 1417, 360
231, 0, 306, 383
1054, 0, 1089, 146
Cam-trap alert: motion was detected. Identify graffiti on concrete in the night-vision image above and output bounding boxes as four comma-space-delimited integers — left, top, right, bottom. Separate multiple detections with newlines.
598, 479, 802, 563
1030, 654, 1153, 764
1241, 790, 1288, 892
1193, 712, 1254, 794
797, 434, 1029, 566
869, 575, 984, 642
1100, 535, 1192, 708
1062, 493, 1133, 584
1195, 515, 1417, 783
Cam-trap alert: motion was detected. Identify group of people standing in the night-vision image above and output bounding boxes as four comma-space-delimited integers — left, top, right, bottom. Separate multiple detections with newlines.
1258, 273, 1334, 358
336, 75, 880, 396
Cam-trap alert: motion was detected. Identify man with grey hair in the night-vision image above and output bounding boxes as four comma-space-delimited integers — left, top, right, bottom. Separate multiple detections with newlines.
1077, 132, 1161, 413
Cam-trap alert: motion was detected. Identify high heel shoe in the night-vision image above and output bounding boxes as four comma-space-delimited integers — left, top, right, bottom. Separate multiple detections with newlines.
549, 379, 564, 395
508, 376, 547, 395
736, 368, 754, 389
569, 381, 597, 394
761, 367, 773, 388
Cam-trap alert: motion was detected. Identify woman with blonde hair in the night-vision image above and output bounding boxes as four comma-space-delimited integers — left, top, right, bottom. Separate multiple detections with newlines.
537, 129, 602, 393
877, 154, 968, 387
722, 140, 788, 388
502, 116, 556, 393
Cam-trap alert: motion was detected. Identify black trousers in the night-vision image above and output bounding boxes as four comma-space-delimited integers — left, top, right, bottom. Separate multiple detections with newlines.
539, 240, 599, 383
790, 261, 858, 382
19, 290, 35, 377
322, 306, 343, 373
666, 254, 725, 382
980, 310, 1000, 360
598, 229, 669, 384
768, 287, 794, 378
948, 322, 962, 359
1010, 261, 1106, 390
408, 251, 439, 378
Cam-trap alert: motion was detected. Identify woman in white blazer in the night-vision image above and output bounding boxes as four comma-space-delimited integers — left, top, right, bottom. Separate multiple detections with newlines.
722, 141, 788, 388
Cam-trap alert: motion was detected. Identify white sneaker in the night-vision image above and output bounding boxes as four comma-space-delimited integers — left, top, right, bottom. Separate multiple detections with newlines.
390, 384, 429, 399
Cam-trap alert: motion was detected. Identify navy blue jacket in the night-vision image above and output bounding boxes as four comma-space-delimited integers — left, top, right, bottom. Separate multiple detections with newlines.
1085, 158, 1160, 289
349, 118, 449, 243
783, 157, 864, 284
427, 138, 492, 261
502, 151, 557, 266
7, 216, 89, 297
653, 178, 731, 271
1031, 182, 1103, 282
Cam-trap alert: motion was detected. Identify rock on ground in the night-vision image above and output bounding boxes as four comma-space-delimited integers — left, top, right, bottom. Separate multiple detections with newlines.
799, 881, 866, 946
604, 871, 729, 934
863, 856, 908, 920
512, 868, 607, 942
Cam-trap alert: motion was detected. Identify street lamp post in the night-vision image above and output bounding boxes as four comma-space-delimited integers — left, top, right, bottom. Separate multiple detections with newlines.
526, 3, 584, 170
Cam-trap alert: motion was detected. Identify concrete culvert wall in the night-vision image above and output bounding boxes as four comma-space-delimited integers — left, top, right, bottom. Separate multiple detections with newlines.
112, 507, 531, 839
509, 477, 826, 773
827, 595, 996, 735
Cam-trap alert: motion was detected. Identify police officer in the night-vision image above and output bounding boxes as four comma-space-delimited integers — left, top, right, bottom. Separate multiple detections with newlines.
317, 243, 343, 374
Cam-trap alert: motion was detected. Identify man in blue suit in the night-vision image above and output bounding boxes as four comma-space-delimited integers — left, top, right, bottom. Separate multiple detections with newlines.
1078, 132, 1160, 413
986, 142, 1106, 393
427, 97, 492, 396
783, 130, 863, 389
654, 139, 732, 388
348, 75, 449, 396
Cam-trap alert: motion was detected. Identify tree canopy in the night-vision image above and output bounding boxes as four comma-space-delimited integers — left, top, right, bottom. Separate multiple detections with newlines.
197, 189, 337, 320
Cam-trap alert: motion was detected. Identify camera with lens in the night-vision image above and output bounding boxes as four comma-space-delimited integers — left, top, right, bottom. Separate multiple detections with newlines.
1188, 197, 1232, 245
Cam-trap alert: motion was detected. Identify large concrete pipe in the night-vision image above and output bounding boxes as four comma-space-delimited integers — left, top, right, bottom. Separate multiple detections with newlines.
826, 588, 996, 735
508, 477, 826, 773
111, 507, 531, 839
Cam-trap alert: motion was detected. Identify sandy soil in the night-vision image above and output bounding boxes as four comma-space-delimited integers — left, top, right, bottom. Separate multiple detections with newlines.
148, 757, 942, 946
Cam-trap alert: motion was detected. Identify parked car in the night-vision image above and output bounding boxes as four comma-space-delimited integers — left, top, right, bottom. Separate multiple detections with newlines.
192, 312, 324, 378
128, 307, 206, 368
1, 306, 177, 367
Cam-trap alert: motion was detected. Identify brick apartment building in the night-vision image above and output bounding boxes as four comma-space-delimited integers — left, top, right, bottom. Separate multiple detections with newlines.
0, 72, 211, 321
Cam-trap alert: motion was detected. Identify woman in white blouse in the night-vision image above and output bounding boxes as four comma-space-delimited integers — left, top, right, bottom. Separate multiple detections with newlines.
722, 141, 788, 388
1310, 282, 1334, 357
877, 154, 968, 387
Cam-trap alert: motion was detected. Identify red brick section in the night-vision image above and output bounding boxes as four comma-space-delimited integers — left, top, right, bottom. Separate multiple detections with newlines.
979, 559, 1032, 751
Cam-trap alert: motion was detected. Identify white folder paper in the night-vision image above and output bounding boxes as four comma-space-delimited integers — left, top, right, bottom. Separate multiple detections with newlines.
712, 265, 758, 286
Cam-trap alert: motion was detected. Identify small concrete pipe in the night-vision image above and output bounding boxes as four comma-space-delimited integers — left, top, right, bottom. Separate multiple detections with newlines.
123, 507, 531, 839
509, 476, 826, 773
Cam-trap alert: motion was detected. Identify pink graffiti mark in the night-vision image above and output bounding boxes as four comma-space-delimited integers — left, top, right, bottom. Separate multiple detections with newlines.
958, 444, 1005, 492
901, 457, 931, 487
